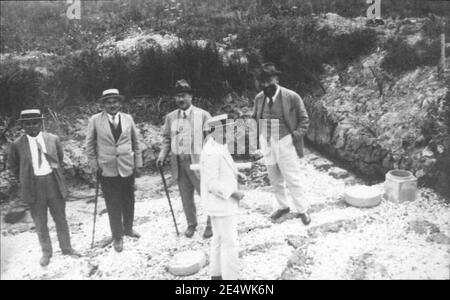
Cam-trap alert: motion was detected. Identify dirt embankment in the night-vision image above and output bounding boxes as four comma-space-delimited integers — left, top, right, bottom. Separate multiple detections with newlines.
303, 17, 449, 198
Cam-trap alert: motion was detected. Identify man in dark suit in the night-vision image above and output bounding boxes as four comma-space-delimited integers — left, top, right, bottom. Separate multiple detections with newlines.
86, 89, 143, 252
252, 63, 311, 225
156, 80, 213, 239
8, 109, 81, 267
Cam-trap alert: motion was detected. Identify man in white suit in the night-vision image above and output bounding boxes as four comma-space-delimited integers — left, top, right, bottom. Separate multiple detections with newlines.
86, 89, 143, 252
201, 114, 244, 280
252, 63, 311, 225
157, 80, 212, 239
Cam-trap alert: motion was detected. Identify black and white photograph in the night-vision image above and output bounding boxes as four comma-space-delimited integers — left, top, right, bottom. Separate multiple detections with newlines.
0, 0, 449, 282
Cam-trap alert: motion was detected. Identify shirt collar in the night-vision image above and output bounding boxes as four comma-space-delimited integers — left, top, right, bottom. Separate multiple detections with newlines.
27, 131, 43, 141
265, 85, 281, 102
274, 84, 280, 99
180, 105, 193, 117
107, 112, 120, 122
209, 136, 227, 150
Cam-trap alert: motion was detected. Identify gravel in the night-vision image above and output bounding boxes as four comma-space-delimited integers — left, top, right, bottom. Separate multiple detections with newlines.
1, 150, 449, 280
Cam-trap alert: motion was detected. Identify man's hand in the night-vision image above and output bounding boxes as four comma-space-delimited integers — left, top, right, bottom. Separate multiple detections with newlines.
134, 168, 142, 178
91, 163, 101, 176
292, 131, 303, 143
237, 171, 246, 180
231, 191, 245, 202
253, 149, 264, 160
156, 156, 165, 168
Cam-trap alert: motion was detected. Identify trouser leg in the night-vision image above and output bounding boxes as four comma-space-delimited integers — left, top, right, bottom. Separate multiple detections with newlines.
120, 175, 135, 233
100, 176, 123, 240
30, 177, 52, 256
218, 216, 239, 280
278, 140, 308, 214
178, 164, 197, 228
264, 139, 290, 210
47, 174, 72, 252
187, 165, 211, 228
210, 217, 222, 277
266, 163, 290, 210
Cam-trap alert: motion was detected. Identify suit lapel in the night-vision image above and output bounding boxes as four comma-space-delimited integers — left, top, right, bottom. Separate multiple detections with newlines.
42, 132, 59, 165
278, 87, 293, 133
100, 112, 115, 144
258, 94, 267, 120
20, 135, 33, 166
116, 112, 127, 143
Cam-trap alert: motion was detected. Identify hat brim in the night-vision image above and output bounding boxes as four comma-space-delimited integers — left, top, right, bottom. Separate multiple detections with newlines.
203, 120, 236, 131
18, 116, 44, 121
257, 70, 282, 80
175, 89, 194, 95
99, 94, 125, 102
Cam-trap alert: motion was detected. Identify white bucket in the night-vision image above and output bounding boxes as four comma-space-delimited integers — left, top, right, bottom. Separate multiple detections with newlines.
384, 169, 417, 203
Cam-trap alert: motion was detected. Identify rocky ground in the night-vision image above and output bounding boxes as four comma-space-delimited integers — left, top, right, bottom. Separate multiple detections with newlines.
304, 14, 450, 197
1, 148, 449, 280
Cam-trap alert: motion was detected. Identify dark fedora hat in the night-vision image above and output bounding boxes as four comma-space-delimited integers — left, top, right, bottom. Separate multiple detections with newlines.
257, 62, 282, 80
174, 79, 193, 94
99, 89, 125, 102
18, 109, 44, 121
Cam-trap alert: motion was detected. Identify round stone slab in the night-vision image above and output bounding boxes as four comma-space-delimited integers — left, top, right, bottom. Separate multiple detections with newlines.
344, 185, 382, 208
168, 250, 207, 276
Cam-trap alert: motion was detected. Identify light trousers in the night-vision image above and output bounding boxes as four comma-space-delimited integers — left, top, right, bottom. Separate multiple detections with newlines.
261, 134, 308, 213
210, 215, 239, 280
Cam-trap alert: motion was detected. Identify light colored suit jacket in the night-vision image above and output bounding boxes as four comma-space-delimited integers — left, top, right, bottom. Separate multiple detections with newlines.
252, 86, 310, 157
158, 105, 211, 180
200, 136, 239, 217
8, 132, 68, 205
86, 111, 143, 177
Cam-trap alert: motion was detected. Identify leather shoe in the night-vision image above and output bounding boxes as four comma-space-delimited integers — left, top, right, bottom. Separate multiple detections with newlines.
202, 226, 213, 239
40, 254, 51, 267
124, 230, 141, 239
270, 208, 290, 220
296, 212, 311, 225
113, 239, 123, 252
62, 248, 82, 258
184, 226, 196, 238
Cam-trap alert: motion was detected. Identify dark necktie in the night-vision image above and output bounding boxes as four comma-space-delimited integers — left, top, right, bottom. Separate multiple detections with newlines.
36, 140, 44, 168
268, 97, 274, 108
183, 111, 187, 119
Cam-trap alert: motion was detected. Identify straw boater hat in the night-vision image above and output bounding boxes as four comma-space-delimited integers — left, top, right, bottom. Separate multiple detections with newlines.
203, 114, 235, 132
257, 62, 282, 80
174, 79, 193, 94
18, 109, 44, 121
99, 89, 125, 102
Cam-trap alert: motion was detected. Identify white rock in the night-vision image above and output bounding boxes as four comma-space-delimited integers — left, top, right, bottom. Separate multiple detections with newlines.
344, 185, 382, 208
167, 250, 207, 276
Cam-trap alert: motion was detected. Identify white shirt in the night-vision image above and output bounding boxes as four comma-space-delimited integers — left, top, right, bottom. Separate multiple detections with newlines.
27, 132, 52, 176
179, 105, 193, 119
205, 136, 229, 155
265, 85, 280, 103
107, 113, 120, 127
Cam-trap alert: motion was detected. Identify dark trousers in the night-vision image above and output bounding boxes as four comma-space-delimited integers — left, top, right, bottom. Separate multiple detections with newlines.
100, 174, 135, 241
177, 156, 211, 229
30, 172, 71, 256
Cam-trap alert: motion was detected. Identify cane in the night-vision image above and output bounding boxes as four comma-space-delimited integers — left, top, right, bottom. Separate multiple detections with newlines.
91, 171, 100, 248
158, 164, 180, 236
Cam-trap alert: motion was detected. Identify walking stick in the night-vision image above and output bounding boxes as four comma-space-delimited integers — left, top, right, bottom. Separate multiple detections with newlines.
91, 172, 100, 248
158, 165, 180, 236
